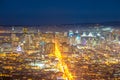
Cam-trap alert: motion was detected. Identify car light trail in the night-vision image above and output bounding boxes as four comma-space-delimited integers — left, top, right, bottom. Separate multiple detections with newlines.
55, 40, 74, 80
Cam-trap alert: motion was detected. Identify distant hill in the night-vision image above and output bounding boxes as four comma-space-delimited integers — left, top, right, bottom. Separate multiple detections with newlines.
0, 21, 120, 26
100, 21, 120, 26
60, 21, 120, 26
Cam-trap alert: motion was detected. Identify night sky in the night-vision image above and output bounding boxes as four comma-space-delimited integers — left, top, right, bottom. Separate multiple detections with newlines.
0, 0, 120, 25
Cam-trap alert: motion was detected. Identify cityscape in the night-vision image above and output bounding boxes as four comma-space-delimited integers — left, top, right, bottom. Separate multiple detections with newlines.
0, 25, 120, 80
1, 0, 120, 80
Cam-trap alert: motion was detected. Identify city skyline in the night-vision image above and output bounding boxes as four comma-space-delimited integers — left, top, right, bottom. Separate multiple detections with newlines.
0, 1, 120, 79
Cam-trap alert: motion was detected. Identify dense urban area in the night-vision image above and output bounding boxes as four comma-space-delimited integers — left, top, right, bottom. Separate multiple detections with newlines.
0, 25, 120, 80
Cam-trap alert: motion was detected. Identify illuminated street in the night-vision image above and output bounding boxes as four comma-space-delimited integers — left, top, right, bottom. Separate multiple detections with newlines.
54, 40, 73, 80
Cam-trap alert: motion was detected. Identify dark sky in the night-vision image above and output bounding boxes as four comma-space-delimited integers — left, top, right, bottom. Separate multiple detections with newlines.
0, 0, 120, 25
